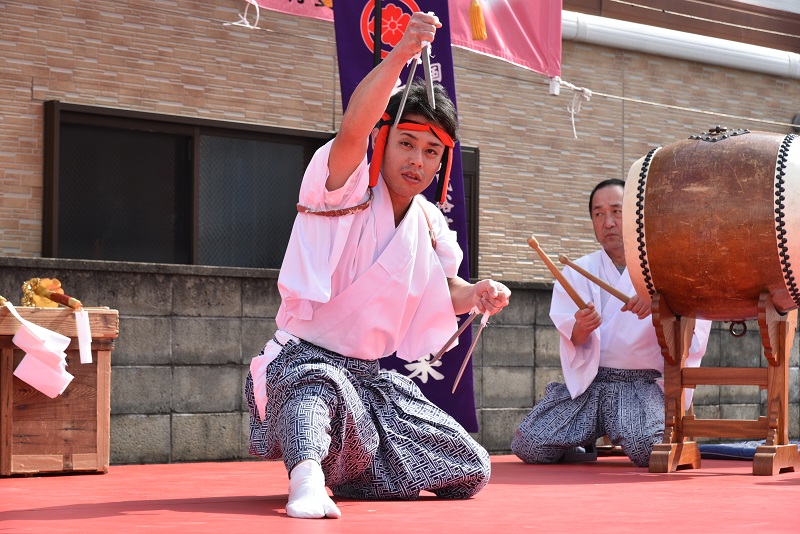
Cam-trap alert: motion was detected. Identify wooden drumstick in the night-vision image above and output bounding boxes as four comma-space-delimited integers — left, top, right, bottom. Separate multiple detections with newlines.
558, 254, 632, 304
527, 236, 587, 310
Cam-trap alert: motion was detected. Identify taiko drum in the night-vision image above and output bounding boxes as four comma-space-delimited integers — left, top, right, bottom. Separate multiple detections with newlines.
622, 127, 800, 321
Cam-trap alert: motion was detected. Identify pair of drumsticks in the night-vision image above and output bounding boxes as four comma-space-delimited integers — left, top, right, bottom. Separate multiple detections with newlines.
527, 235, 632, 308
436, 235, 629, 394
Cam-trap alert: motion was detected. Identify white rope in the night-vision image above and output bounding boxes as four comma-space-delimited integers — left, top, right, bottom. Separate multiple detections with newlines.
548, 73, 797, 138
224, 0, 260, 29
591, 88, 796, 128
553, 77, 592, 139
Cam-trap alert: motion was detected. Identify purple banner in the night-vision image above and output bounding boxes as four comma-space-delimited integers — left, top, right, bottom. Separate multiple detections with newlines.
334, 0, 477, 431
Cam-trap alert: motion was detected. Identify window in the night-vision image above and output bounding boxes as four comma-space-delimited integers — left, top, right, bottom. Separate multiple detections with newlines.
44, 102, 330, 269
44, 102, 480, 272
461, 146, 480, 278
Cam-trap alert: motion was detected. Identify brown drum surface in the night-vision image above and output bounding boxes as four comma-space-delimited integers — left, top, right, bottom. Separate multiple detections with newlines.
622, 128, 800, 321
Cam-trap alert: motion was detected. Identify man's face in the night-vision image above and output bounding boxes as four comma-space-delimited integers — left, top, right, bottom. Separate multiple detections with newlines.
379, 114, 445, 203
591, 185, 625, 257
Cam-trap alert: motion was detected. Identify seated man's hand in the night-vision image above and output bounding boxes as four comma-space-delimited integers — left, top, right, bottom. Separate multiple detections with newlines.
571, 302, 601, 346
621, 294, 652, 320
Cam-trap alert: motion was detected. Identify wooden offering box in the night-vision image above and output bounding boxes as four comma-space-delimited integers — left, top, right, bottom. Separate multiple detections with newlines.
0, 307, 119, 476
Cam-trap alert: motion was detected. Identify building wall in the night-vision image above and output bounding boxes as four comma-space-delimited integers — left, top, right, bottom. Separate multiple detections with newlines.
1, 2, 798, 461
1, 1, 796, 282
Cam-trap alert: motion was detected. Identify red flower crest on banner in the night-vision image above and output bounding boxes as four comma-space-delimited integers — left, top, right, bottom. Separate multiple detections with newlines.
360, 0, 421, 59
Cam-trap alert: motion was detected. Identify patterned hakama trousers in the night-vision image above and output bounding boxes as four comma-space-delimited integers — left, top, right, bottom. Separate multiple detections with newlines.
511, 367, 664, 467
245, 339, 491, 500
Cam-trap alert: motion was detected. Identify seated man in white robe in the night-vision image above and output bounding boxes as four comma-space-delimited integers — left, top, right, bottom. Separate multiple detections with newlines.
244, 12, 511, 520
511, 178, 711, 467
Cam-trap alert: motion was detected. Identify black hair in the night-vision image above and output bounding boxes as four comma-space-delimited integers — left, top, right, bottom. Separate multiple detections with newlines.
384, 79, 460, 143
588, 178, 625, 215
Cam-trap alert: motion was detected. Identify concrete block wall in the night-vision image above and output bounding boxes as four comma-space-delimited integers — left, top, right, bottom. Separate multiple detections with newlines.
2, 257, 797, 463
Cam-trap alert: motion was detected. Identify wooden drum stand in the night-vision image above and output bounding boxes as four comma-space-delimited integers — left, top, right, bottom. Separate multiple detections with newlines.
649, 291, 800, 475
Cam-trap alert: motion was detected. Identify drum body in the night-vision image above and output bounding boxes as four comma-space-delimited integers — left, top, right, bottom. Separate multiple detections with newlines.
622, 129, 800, 321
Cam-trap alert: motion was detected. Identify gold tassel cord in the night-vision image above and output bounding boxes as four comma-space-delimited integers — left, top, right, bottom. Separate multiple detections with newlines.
470, 0, 488, 41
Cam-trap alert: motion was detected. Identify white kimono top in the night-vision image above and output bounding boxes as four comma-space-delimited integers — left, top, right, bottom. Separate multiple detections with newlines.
551, 249, 712, 400
250, 140, 463, 419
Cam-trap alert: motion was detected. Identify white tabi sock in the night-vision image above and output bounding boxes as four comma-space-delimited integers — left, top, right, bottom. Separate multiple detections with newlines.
286, 460, 341, 519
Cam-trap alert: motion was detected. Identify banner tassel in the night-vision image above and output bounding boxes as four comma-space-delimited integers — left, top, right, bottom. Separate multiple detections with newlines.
470, 0, 487, 41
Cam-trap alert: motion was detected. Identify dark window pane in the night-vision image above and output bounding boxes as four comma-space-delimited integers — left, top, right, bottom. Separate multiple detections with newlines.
198, 135, 304, 269
461, 146, 479, 276
58, 124, 191, 263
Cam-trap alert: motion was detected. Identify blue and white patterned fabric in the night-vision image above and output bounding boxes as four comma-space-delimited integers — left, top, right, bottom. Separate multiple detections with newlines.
245, 338, 490, 500
511, 367, 664, 467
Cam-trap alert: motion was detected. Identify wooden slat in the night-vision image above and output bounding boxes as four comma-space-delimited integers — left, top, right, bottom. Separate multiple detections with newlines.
11, 454, 64, 473
0, 307, 119, 338
96, 350, 111, 472
0, 338, 115, 351
72, 453, 101, 471
1, 348, 13, 476
682, 367, 769, 387
683, 417, 768, 439
563, 0, 800, 52
612, 0, 800, 34
564, 0, 601, 15
13, 419, 98, 454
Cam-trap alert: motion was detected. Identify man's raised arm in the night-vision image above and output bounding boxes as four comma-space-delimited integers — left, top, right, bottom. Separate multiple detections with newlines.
326, 12, 441, 192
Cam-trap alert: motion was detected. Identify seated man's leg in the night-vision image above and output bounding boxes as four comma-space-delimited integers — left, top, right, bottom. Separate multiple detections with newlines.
330, 367, 490, 500
511, 381, 600, 464
601, 369, 664, 468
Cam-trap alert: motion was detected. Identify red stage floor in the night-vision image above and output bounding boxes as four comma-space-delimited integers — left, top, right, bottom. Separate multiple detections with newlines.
2, 455, 799, 533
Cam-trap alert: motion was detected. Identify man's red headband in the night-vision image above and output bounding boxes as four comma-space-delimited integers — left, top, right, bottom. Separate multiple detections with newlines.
368, 113, 455, 205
